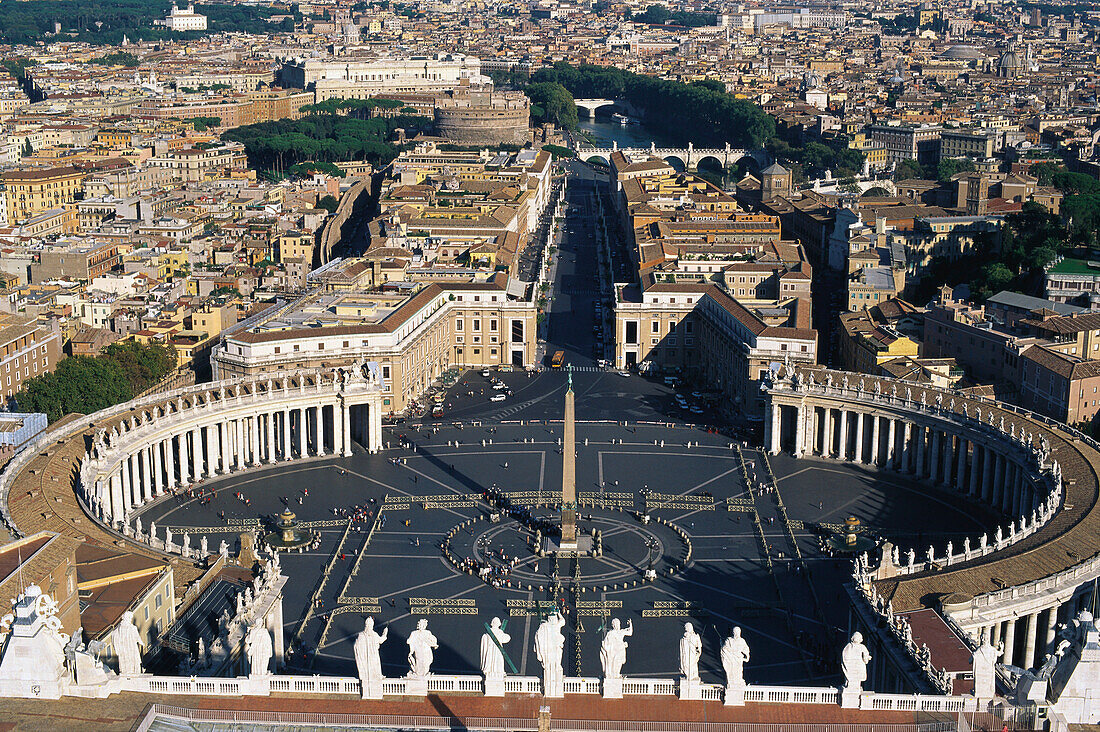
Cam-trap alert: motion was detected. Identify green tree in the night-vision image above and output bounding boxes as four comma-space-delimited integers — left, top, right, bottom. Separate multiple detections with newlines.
525, 81, 578, 130
1051, 172, 1100, 196
17, 340, 177, 422
935, 158, 975, 184
317, 194, 340, 213
893, 159, 924, 181
1029, 160, 1065, 186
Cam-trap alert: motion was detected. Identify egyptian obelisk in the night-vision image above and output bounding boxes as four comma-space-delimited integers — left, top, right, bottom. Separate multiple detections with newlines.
561, 365, 577, 548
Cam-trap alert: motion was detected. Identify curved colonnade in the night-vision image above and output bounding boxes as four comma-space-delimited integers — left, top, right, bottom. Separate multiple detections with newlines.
0, 366, 386, 554
766, 365, 1100, 676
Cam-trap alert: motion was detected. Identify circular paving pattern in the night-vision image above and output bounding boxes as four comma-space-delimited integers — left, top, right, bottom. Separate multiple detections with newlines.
444, 507, 690, 591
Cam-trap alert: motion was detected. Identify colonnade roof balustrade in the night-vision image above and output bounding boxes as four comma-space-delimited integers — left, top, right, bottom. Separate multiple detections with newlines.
770, 365, 1100, 615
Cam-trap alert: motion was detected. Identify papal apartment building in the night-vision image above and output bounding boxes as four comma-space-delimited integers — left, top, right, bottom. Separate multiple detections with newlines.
211, 276, 535, 415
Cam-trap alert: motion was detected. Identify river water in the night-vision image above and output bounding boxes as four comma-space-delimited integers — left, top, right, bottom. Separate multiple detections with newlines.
576, 115, 679, 150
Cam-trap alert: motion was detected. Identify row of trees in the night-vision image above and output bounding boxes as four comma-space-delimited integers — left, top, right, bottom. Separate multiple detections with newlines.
0, 0, 295, 45
632, 4, 717, 26
222, 111, 431, 174
18, 341, 177, 423
527, 63, 775, 150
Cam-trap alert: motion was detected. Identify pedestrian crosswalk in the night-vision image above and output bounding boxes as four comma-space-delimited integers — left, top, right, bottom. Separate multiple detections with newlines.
554, 365, 605, 372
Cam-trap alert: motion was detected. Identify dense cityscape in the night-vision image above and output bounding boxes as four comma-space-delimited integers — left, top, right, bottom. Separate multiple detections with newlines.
0, 0, 1097, 728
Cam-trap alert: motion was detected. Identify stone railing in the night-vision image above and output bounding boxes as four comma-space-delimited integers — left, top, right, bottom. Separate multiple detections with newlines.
851, 571, 951, 695
885, 481, 1062, 578
968, 551, 1100, 611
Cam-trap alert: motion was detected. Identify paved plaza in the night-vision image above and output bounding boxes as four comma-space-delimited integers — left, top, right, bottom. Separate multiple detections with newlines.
136, 412, 996, 688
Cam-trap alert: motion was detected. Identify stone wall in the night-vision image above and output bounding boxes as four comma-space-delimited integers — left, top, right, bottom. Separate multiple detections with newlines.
434, 102, 529, 146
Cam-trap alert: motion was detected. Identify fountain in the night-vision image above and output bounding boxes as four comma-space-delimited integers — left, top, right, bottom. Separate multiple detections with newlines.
824, 516, 878, 554
263, 508, 317, 551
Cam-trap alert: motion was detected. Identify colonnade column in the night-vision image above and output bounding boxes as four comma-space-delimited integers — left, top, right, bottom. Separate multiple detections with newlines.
1014, 467, 1026, 517
1045, 609, 1058, 656
993, 455, 1006, 507
886, 418, 896, 468
915, 425, 926, 477
929, 430, 941, 483
317, 405, 326, 456
838, 409, 849, 460
248, 416, 258, 465
190, 427, 201, 481
219, 421, 229, 473
902, 422, 913, 472
235, 418, 245, 468
793, 405, 805, 458
110, 472, 124, 525
853, 412, 865, 463
1003, 618, 1017, 667
969, 444, 982, 497
870, 415, 881, 466
990, 444, 998, 501
120, 456, 133, 513
371, 402, 382, 453
152, 441, 164, 495
298, 408, 307, 457
341, 403, 352, 457
286, 407, 294, 460
139, 447, 151, 502
266, 412, 276, 463
768, 404, 781, 455
956, 438, 968, 491
1023, 613, 1038, 670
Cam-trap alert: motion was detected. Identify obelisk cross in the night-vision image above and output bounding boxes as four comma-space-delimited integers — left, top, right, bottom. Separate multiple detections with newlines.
561, 364, 577, 544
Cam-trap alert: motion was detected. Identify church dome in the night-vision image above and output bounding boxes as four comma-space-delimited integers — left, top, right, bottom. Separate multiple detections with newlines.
999, 50, 1022, 69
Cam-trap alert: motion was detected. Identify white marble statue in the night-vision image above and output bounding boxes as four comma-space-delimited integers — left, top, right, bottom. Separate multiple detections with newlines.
600, 618, 633, 679
679, 623, 702, 682
721, 627, 750, 687
971, 633, 1002, 701
842, 632, 872, 691
407, 619, 438, 677
110, 610, 145, 676
480, 617, 511, 680
534, 612, 565, 696
354, 616, 387, 697
245, 620, 273, 677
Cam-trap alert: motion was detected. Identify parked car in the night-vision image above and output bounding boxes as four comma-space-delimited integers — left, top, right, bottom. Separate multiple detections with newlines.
490, 393, 507, 402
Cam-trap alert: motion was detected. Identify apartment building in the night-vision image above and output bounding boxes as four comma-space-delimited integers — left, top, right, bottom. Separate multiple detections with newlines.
837, 309, 920, 375
1, 166, 85, 225
866, 124, 943, 165
0, 313, 62, 404
922, 292, 1018, 383
939, 128, 999, 161
146, 143, 249, 183
31, 241, 121, 283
